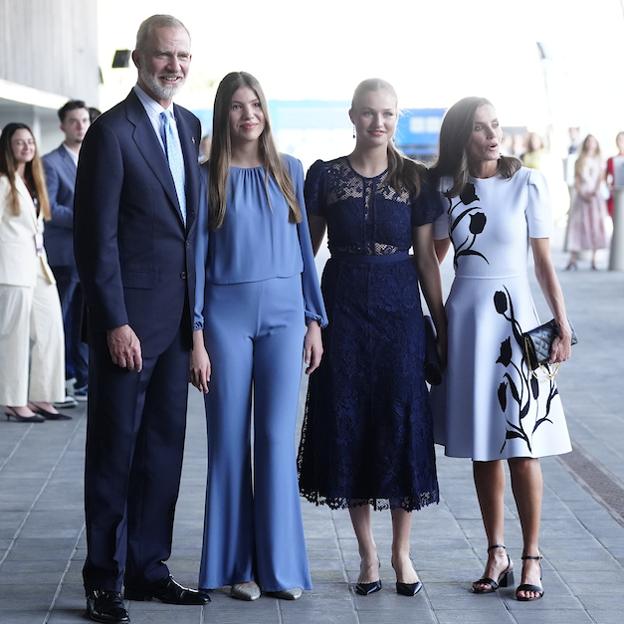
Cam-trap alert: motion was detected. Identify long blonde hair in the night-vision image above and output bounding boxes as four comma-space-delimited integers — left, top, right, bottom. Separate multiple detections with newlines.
0, 123, 50, 219
351, 78, 424, 197
574, 134, 602, 178
208, 71, 302, 230
430, 96, 520, 197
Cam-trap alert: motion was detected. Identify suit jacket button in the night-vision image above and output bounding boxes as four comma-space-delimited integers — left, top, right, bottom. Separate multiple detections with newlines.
180, 271, 187, 279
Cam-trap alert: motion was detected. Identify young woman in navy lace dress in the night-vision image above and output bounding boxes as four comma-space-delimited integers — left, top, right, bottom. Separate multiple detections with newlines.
297, 79, 446, 596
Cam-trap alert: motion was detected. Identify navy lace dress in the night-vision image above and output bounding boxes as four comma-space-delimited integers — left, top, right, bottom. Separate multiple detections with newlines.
297, 157, 441, 511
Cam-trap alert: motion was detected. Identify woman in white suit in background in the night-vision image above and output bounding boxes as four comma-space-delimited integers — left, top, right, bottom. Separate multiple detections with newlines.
0, 122, 68, 422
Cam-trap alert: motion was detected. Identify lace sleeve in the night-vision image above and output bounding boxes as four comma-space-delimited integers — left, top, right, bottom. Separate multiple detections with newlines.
304, 159, 327, 217
411, 180, 445, 227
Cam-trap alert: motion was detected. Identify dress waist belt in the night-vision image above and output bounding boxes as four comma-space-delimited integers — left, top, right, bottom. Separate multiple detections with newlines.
330, 251, 410, 265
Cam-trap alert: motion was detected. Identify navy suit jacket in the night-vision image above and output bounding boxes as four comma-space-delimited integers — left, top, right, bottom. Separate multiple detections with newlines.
43, 144, 78, 267
74, 90, 201, 356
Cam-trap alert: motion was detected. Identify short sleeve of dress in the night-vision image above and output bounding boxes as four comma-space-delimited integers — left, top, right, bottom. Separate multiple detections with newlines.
526, 168, 552, 238
411, 180, 445, 227
304, 159, 327, 217
432, 209, 450, 240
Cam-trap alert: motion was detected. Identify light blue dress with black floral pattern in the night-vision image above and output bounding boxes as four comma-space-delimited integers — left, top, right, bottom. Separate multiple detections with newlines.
430, 167, 571, 461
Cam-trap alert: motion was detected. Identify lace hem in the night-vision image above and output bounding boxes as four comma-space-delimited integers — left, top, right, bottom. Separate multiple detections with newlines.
298, 489, 439, 512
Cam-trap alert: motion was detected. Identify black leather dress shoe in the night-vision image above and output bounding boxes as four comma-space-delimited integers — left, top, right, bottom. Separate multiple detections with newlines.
124, 575, 210, 605
85, 590, 129, 623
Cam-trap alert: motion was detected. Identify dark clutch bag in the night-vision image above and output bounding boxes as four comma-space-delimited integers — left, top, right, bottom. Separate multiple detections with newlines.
522, 319, 578, 370
424, 315, 442, 386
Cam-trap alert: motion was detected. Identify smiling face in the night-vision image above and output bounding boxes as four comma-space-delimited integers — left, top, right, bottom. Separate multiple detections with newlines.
134, 25, 191, 106
349, 88, 397, 148
228, 86, 266, 147
10, 128, 36, 165
466, 104, 503, 168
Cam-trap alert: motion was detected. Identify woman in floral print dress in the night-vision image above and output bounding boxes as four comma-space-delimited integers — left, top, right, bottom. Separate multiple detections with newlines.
429, 97, 574, 602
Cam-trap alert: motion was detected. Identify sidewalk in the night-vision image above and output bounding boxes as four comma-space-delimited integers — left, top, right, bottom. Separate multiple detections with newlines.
1, 241, 623, 624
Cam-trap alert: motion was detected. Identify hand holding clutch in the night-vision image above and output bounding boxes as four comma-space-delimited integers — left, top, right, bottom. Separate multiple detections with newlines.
522, 319, 578, 371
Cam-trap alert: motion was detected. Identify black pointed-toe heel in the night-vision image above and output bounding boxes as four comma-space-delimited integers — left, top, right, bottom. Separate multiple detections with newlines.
355, 558, 381, 596
391, 556, 423, 597
5, 408, 45, 423
396, 580, 423, 596
355, 580, 382, 595
472, 544, 514, 594
515, 554, 544, 601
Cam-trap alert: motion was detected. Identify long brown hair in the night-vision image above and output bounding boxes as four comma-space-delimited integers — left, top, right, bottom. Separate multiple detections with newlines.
574, 134, 602, 178
208, 71, 302, 230
0, 122, 51, 219
351, 78, 424, 197
430, 96, 521, 197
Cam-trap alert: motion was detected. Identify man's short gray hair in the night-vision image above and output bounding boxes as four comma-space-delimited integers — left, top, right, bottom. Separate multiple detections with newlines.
135, 14, 190, 53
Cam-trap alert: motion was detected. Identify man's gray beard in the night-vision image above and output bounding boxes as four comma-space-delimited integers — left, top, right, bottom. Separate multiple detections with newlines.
139, 66, 183, 101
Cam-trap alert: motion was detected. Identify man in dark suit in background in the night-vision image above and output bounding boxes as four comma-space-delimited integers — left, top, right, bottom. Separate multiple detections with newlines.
43, 100, 91, 405
74, 14, 208, 623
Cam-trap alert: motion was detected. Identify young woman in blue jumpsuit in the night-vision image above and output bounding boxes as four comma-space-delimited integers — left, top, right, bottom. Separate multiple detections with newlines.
190, 72, 327, 601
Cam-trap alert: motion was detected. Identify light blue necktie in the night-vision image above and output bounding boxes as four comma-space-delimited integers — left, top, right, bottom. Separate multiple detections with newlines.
160, 110, 187, 224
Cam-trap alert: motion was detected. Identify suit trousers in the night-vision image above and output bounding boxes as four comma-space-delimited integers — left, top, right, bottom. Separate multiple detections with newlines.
199, 274, 312, 591
0, 266, 64, 405
82, 320, 190, 593
51, 265, 88, 387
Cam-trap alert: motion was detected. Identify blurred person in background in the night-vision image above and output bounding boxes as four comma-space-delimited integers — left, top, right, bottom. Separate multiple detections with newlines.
605, 131, 624, 219
43, 100, 91, 405
88, 107, 102, 123
0, 123, 68, 422
521, 132, 545, 170
566, 134, 610, 270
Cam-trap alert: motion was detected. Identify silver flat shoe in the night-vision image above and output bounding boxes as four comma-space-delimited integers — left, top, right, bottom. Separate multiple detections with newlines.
268, 587, 302, 600
231, 581, 261, 601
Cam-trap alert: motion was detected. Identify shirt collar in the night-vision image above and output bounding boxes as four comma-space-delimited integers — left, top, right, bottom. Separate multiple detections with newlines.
62, 143, 79, 165
133, 83, 175, 118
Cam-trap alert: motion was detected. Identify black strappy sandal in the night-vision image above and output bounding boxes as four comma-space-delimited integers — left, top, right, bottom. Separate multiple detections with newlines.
516, 554, 544, 601
472, 544, 514, 594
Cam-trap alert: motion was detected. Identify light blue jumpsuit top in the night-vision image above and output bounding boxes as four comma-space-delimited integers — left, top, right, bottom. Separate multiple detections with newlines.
193, 154, 327, 328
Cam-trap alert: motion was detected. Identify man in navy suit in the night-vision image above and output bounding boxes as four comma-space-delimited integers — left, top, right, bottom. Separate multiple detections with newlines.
43, 100, 91, 403
74, 14, 208, 623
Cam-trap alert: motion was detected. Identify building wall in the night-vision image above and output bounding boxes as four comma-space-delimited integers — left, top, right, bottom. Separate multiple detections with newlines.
0, 0, 98, 103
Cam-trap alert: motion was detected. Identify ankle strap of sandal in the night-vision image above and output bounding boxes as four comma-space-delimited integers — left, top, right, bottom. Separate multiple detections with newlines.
487, 544, 506, 552
521, 554, 542, 560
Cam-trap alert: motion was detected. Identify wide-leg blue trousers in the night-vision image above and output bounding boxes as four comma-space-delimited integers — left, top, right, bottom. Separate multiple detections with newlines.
199, 275, 312, 591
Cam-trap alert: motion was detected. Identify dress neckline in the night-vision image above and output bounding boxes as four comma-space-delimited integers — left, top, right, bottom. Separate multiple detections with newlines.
344, 156, 387, 180
469, 174, 502, 182
230, 164, 263, 171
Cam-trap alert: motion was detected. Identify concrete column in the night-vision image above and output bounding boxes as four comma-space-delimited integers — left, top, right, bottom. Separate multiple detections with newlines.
609, 188, 624, 271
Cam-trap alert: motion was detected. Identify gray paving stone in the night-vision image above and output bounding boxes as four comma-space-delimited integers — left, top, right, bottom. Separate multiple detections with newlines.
434, 608, 515, 624
586, 611, 624, 624
0, 611, 47, 624
510, 609, 594, 623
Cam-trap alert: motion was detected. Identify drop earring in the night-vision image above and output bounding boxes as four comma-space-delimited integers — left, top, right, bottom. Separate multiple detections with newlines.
352, 125, 356, 139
